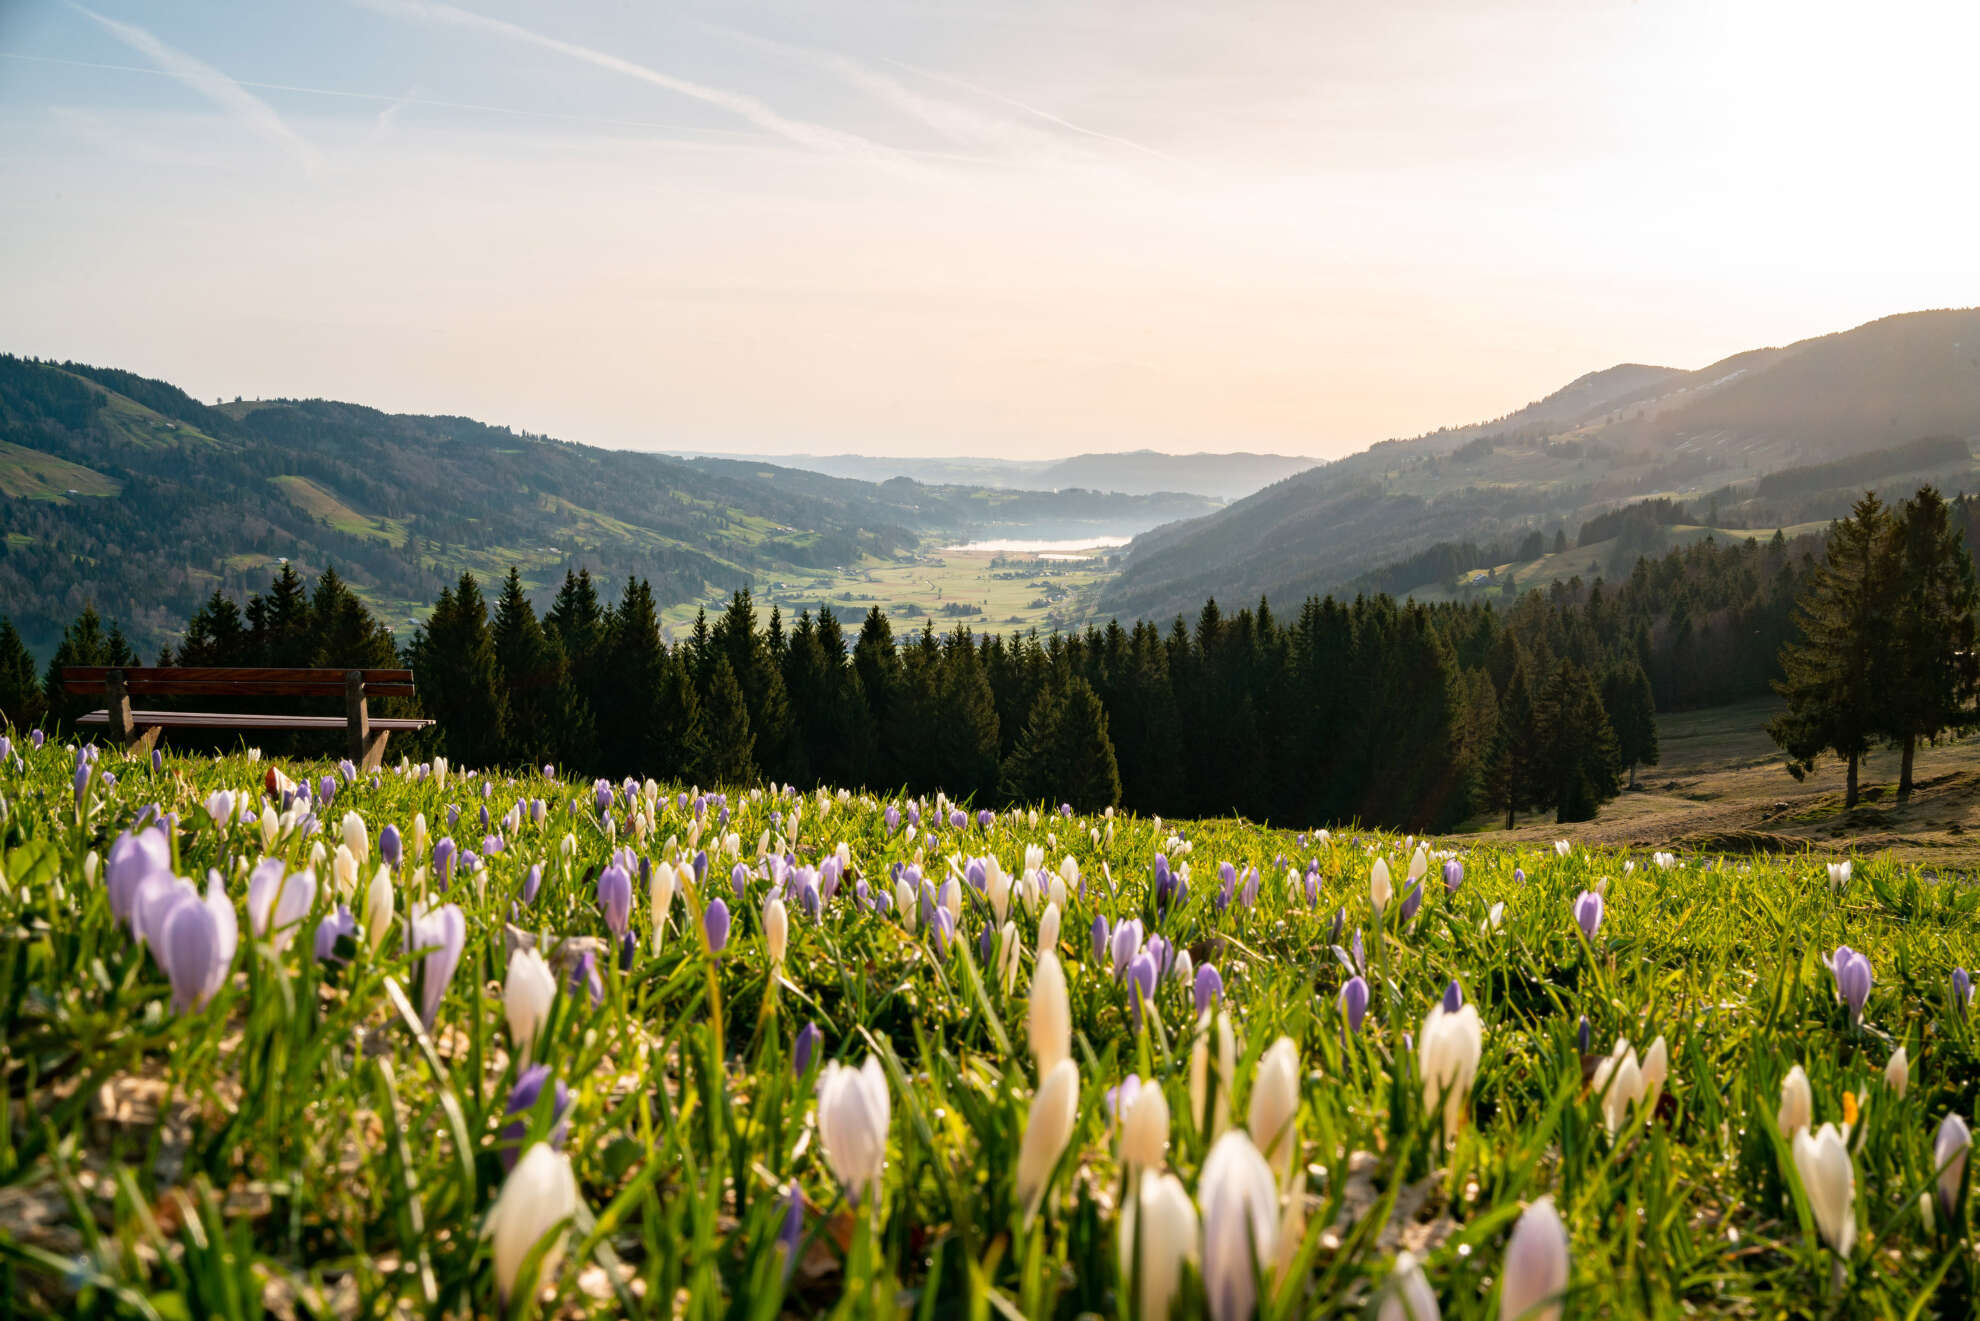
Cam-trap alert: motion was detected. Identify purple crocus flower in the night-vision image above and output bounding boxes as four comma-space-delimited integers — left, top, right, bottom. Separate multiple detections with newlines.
432, 837, 456, 888
976, 809, 994, 829
731, 861, 750, 902
531, 798, 547, 827
1442, 979, 1463, 1013
979, 923, 995, 963
949, 809, 967, 831
569, 948, 604, 1005
598, 864, 633, 938
795, 1021, 821, 1075
1956, 967, 1973, 1016
1577, 1015, 1591, 1053
314, 904, 358, 965
885, 804, 901, 834
446, 804, 460, 831
1340, 975, 1370, 1032
31, 728, 45, 749
908, 802, 922, 827
693, 850, 709, 883
778, 1181, 804, 1277
1153, 853, 1174, 909
595, 780, 613, 814
1327, 906, 1345, 947
107, 825, 173, 929
1572, 889, 1603, 941
1826, 945, 1874, 1024
73, 760, 91, 810
1442, 859, 1463, 895
1351, 928, 1365, 971
405, 901, 466, 1029
1240, 865, 1259, 908
522, 863, 542, 906
1215, 861, 1236, 912
479, 804, 491, 831
319, 775, 336, 807
1091, 912, 1111, 963
1400, 883, 1424, 923
499, 1065, 571, 1172
151, 747, 162, 774
1513, 867, 1526, 885
380, 824, 402, 869
151, 873, 240, 1011
965, 857, 987, 892
1127, 951, 1158, 1026
1110, 918, 1144, 978
247, 859, 317, 953
0, 735, 10, 763
1144, 934, 1173, 977
1193, 962, 1223, 1017
930, 906, 956, 957
704, 898, 731, 953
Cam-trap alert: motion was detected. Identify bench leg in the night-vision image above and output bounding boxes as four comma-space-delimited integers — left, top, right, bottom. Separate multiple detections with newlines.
358, 729, 391, 773
130, 725, 161, 759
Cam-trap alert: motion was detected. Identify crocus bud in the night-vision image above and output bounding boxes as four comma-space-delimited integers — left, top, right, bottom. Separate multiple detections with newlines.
1791, 1123, 1856, 1256
1194, 963, 1223, 1018
1378, 1249, 1441, 1321
651, 862, 677, 950
1640, 1035, 1669, 1114
1955, 967, 1973, 1016
1189, 1010, 1238, 1138
247, 860, 316, 953
106, 825, 173, 929
1442, 859, 1463, 897
1936, 1112, 1970, 1217
1120, 1078, 1170, 1170
485, 1143, 582, 1300
1591, 1038, 1646, 1136
764, 894, 789, 968
795, 1021, 821, 1075
1119, 1170, 1199, 1321
1777, 1065, 1813, 1136
1037, 901, 1062, 956
818, 1056, 891, 1204
1341, 975, 1370, 1033
505, 948, 557, 1063
1419, 1001, 1483, 1142
1442, 979, 1463, 1013
1369, 858, 1392, 913
313, 904, 358, 966
154, 872, 240, 1011
341, 812, 368, 866
405, 900, 466, 1029
1499, 1196, 1569, 1321
353, 863, 392, 950
1029, 950, 1071, 1078
1572, 890, 1603, 941
704, 898, 731, 953
1015, 1058, 1080, 1215
1200, 1130, 1279, 1321
1248, 1037, 1301, 1184
1884, 1045, 1910, 1098
1826, 946, 1873, 1025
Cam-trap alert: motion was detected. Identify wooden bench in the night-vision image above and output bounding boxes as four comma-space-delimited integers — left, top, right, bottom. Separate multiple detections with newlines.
64, 667, 433, 770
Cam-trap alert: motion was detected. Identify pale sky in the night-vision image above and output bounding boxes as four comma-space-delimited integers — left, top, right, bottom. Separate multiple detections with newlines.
1, 0, 1976, 460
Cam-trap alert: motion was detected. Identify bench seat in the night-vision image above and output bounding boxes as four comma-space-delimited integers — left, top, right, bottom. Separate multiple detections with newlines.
77, 710, 432, 732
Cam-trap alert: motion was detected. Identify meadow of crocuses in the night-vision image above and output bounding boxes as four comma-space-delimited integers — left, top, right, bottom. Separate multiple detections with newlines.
2, 733, 1978, 1318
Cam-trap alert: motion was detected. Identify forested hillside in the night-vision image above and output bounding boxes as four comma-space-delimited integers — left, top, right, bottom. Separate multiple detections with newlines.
1104, 309, 1980, 620
0, 356, 1212, 660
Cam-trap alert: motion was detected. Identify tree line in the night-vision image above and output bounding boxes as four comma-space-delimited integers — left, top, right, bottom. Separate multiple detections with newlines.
11, 516, 1865, 829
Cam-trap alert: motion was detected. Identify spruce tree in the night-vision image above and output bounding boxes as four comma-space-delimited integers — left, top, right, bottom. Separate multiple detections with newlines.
492, 567, 578, 769
0, 616, 45, 730
1481, 655, 1546, 827
1000, 675, 1121, 810
42, 604, 113, 729
1769, 494, 1897, 807
932, 626, 1000, 803
595, 578, 668, 778
1540, 658, 1622, 823
409, 574, 508, 769
1881, 486, 1979, 798
653, 647, 708, 782
697, 654, 756, 784
1601, 659, 1661, 788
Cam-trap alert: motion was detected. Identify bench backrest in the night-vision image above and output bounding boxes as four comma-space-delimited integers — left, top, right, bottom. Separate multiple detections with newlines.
63, 666, 415, 698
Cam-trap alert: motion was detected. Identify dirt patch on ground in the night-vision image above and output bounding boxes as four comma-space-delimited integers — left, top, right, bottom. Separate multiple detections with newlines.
1468, 697, 1980, 870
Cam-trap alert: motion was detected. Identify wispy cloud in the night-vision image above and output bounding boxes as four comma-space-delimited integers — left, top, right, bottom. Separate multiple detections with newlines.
875, 55, 1182, 166
67, 2, 322, 175
354, 0, 910, 167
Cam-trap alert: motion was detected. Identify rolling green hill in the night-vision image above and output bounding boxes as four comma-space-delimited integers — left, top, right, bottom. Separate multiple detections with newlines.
0, 356, 1213, 659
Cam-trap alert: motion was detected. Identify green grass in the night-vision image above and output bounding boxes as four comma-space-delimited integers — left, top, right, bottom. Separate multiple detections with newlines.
5, 737, 1976, 1317
0, 440, 121, 501
269, 475, 408, 543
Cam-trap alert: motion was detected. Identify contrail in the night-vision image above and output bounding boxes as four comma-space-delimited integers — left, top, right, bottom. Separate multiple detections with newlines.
874, 54, 1182, 166
66, 2, 322, 174
354, 0, 909, 167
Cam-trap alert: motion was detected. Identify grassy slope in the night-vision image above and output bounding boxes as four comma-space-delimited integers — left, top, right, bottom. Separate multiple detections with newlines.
2, 737, 1977, 1316
0, 439, 121, 501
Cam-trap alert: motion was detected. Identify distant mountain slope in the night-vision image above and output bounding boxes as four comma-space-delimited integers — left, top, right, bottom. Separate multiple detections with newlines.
0, 357, 1213, 658
680, 448, 1312, 502
1102, 308, 1980, 620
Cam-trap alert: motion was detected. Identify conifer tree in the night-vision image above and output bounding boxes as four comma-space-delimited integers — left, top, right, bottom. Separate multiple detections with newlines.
1000, 675, 1121, 810
1881, 486, 1979, 798
492, 567, 580, 769
1539, 658, 1622, 822
653, 647, 708, 782
409, 573, 508, 769
1601, 659, 1661, 788
0, 616, 45, 730
42, 604, 114, 729
697, 654, 757, 784
1769, 494, 1897, 807
1481, 655, 1546, 827
594, 578, 668, 778
931, 626, 1000, 803
173, 591, 250, 666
